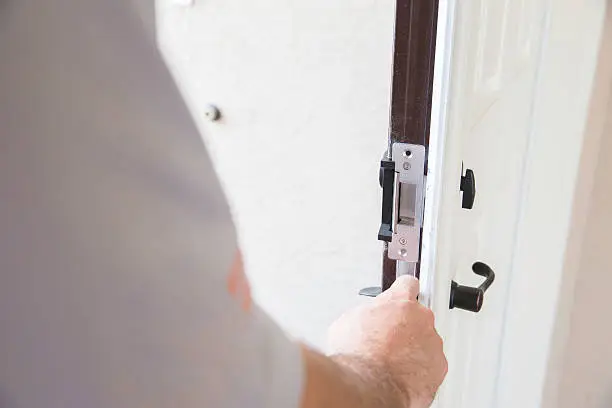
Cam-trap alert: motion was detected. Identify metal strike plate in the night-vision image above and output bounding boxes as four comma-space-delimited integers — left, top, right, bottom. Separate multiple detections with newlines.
388, 143, 426, 262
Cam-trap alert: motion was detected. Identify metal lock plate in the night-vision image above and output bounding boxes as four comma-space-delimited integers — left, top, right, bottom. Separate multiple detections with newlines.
388, 143, 426, 262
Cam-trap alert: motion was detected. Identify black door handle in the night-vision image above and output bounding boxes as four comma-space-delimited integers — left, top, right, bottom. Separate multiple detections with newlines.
449, 262, 495, 313
460, 167, 476, 209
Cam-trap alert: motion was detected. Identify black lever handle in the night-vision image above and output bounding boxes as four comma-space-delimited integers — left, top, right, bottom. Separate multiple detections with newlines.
449, 262, 495, 313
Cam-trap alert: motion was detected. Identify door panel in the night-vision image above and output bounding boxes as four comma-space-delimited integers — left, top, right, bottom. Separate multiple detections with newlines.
431, 0, 548, 407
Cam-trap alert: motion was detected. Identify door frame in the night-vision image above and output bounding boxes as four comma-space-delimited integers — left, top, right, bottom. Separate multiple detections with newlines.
379, 0, 440, 290
426, 0, 612, 406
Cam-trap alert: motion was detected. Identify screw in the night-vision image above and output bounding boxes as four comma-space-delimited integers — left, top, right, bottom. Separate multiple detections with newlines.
204, 104, 221, 122
403, 162, 411, 170
399, 249, 408, 257
399, 237, 408, 246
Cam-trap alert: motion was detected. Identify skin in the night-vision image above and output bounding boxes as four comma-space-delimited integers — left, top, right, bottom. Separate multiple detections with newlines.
230, 253, 447, 408
300, 276, 448, 408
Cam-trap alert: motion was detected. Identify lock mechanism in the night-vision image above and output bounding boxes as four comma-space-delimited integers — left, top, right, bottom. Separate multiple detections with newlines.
361, 143, 427, 297
460, 166, 476, 209
449, 262, 495, 313
377, 143, 427, 260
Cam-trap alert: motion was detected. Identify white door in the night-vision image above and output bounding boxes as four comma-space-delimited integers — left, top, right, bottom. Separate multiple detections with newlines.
425, 0, 551, 407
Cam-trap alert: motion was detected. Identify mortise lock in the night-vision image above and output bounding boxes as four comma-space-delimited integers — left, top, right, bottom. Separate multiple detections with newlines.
360, 142, 427, 297
449, 262, 495, 313
460, 166, 476, 209
374, 143, 426, 261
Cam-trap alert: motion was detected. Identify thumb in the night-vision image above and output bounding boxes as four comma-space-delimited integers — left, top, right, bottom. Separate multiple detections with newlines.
382, 275, 420, 301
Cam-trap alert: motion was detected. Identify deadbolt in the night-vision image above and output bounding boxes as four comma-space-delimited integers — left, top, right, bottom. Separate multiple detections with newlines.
460, 167, 476, 209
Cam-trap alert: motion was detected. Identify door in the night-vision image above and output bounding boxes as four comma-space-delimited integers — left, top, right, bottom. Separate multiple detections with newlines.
426, 0, 550, 407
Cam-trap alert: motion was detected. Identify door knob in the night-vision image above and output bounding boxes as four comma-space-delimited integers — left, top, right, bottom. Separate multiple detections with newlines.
460, 167, 476, 209
450, 262, 495, 313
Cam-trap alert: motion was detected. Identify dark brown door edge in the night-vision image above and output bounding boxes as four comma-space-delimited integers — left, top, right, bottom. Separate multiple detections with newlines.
382, 0, 439, 290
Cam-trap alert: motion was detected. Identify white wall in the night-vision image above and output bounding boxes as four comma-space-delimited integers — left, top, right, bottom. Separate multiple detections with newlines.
156, 0, 396, 348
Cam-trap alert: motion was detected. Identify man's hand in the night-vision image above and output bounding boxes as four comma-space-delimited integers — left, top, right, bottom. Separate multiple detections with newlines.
327, 276, 447, 408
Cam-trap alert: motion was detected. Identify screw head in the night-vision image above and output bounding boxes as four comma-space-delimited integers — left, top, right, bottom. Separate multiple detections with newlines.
399, 249, 408, 257
403, 162, 411, 170
203, 104, 221, 122
399, 237, 408, 246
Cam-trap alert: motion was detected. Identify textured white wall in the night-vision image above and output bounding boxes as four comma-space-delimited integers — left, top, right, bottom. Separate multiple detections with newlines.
156, 0, 396, 348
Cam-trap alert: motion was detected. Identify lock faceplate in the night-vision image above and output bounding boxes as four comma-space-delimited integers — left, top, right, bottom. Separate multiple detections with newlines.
361, 143, 427, 298
388, 143, 426, 262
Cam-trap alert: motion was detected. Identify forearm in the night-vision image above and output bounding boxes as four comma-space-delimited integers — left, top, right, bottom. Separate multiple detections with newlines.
300, 345, 409, 408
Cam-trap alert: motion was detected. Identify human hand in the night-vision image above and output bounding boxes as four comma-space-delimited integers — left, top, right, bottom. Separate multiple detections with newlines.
327, 276, 447, 408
